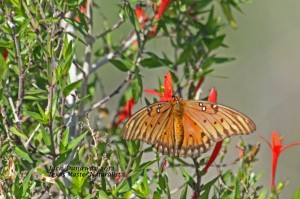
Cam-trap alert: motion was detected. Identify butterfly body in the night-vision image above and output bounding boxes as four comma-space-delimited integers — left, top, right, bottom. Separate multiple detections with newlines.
122, 96, 256, 158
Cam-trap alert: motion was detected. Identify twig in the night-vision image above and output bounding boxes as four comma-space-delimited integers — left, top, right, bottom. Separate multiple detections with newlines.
94, 19, 125, 39
0, 106, 12, 140
8, 14, 24, 145
76, 33, 137, 80
25, 123, 41, 149
77, 0, 93, 136
47, 25, 58, 162
21, 1, 45, 45
193, 158, 201, 197
89, 71, 133, 112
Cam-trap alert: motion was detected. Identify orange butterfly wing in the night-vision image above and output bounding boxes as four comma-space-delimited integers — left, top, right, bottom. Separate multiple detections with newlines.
184, 100, 256, 142
122, 98, 256, 158
122, 102, 172, 145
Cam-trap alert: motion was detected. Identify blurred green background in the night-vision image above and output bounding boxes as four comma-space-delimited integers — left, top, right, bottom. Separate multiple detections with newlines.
91, 0, 300, 197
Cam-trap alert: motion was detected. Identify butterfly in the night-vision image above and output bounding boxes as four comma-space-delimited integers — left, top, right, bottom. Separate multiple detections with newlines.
122, 95, 256, 158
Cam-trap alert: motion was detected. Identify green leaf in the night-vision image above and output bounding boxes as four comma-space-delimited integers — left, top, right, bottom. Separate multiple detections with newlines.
70, 168, 88, 191
140, 52, 172, 68
127, 140, 140, 155
142, 170, 150, 195
204, 35, 226, 51
56, 179, 68, 195
98, 190, 110, 199
180, 166, 195, 188
110, 60, 129, 72
62, 80, 82, 97
200, 175, 220, 198
22, 169, 33, 197
213, 57, 235, 64
64, 17, 88, 36
61, 127, 69, 149
67, 131, 88, 151
24, 110, 48, 124
124, 2, 141, 46
115, 143, 126, 171
40, 125, 51, 147
37, 103, 48, 120
131, 75, 142, 102
133, 152, 143, 171
15, 146, 33, 163
180, 185, 188, 199
258, 189, 268, 199
293, 188, 300, 199
139, 159, 157, 170
153, 191, 162, 199
56, 150, 72, 165
220, 1, 237, 29
9, 126, 28, 140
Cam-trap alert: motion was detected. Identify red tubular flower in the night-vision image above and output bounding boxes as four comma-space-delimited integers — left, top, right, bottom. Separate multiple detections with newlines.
2, 48, 8, 61
117, 98, 135, 126
132, 7, 149, 46
74, 2, 87, 22
144, 71, 173, 102
203, 88, 223, 173
135, 7, 148, 28
154, 0, 171, 20
194, 76, 205, 94
259, 131, 300, 189
150, 0, 171, 37
160, 157, 168, 173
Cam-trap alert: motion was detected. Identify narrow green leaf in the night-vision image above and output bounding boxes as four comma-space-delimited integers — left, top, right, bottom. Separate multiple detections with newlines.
10, 126, 28, 140
37, 103, 48, 120
133, 152, 143, 171
142, 170, 149, 195
61, 127, 69, 148
180, 185, 188, 199
131, 76, 142, 102
204, 35, 226, 51
115, 144, 126, 171
67, 131, 88, 151
293, 188, 300, 199
258, 189, 268, 199
24, 110, 48, 124
98, 190, 110, 199
139, 159, 157, 170
62, 80, 82, 97
110, 60, 129, 72
22, 169, 33, 197
56, 150, 72, 165
124, 2, 141, 47
140, 52, 172, 68
15, 146, 33, 163
220, 1, 237, 28
153, 191, 162, 199
41, 125, 51, 147
56, 179, 68, 195
180, 166, 195, 188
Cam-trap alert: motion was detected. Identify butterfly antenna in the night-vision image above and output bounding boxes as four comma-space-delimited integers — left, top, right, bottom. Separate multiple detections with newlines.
173, 74, 185, 97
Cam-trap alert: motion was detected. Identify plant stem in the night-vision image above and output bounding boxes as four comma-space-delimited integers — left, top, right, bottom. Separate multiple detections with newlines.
193, 158, 201, 197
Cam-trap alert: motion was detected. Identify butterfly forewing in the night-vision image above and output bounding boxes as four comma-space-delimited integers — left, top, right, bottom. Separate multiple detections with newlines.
122, 102, 172, 145
185, 100, 256, 142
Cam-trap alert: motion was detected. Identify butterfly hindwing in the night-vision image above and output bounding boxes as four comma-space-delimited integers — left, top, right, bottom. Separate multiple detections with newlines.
180, 112, 213, 158
153, 113, 176, 156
